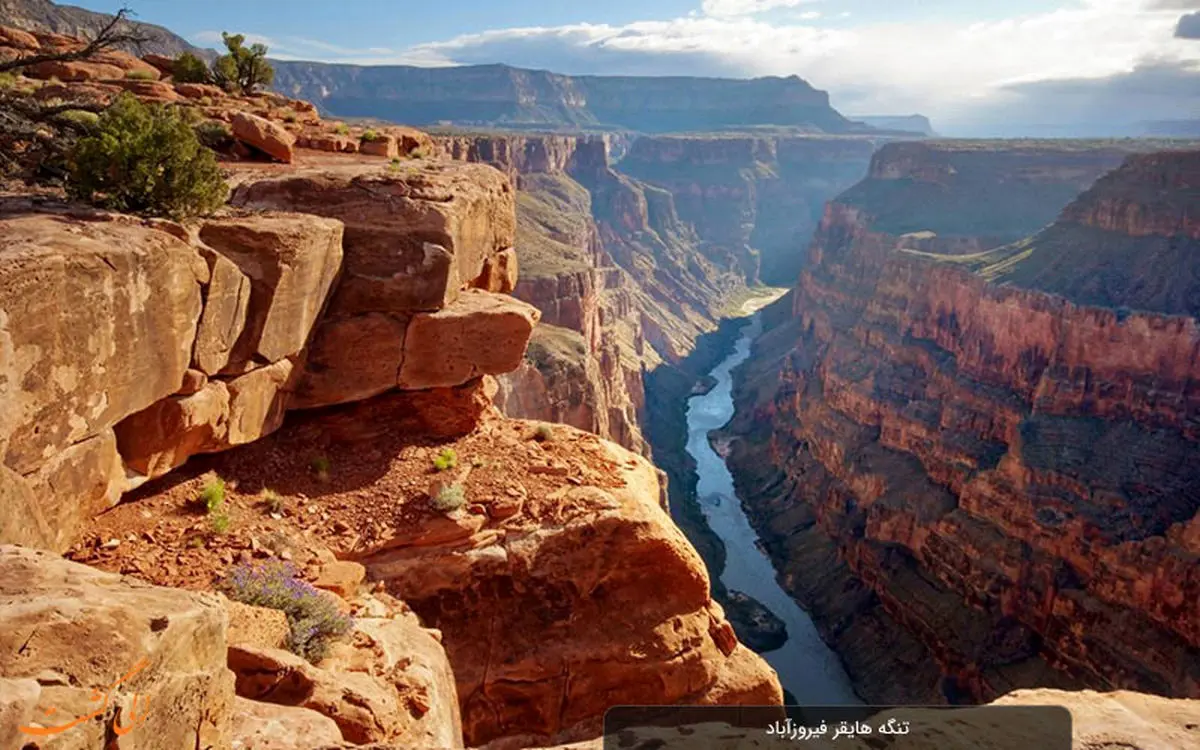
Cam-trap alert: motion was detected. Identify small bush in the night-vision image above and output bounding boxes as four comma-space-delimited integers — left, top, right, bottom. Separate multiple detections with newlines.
533, 425, 554, 442
0, 72, 18, 89
54, 109, 100, 132
199, 476, 226, 514
333, 123, 350, 135
260, 489, 284, 514
432, 483, 466, 513
194, 119, 233, 149
172, 52, 212, 84
360, 129, 381, 142
125, 69, 156, 80
210, 511, 231, 534
219, 559, 353, 663
310, 456, 332, 482
212, 32, 274, 94
68, 93, 229, 219
432, 448, 458, 472
283, 112, 297, 123
409, 145, 430, 159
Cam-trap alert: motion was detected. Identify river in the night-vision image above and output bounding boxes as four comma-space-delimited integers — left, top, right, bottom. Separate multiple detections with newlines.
685, 312, 862, 704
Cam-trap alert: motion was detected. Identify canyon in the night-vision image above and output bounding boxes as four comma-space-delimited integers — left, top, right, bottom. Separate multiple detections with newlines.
1, 6, 1199, 749
723, 141, 1200, 705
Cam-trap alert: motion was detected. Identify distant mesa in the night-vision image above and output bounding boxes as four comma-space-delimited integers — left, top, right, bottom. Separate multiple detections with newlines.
847, 114, 937, 137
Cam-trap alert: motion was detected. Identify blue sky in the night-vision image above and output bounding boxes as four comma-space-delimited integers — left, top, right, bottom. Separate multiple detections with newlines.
70, 0, 1200, 133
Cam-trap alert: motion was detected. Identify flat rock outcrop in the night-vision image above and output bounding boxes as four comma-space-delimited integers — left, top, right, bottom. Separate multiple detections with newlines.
725, 142, 1200, 703
0, 545, 234, 749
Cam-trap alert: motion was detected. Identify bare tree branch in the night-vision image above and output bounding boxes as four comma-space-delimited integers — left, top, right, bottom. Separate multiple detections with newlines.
0, 7, 154, 74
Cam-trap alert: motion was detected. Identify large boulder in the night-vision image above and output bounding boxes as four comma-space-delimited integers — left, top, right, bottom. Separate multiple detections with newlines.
191, 247, 252, 375
198, 213, 343, 372
229, 161, 516, 314
352, 428, 782, 746
0, 25, 39, 51
232, 697, 344, 750
115, 357, 298, 481
0, 546, 234, 749
294, 313, 408, 409
0, 214, 203, 549
399, 290, 540, 390
232, 112, 296, 164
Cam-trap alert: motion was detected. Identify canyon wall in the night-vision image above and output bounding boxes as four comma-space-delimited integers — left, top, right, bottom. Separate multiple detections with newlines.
618, 134, 880, 284
272, 63, 860, 134
725, 142, 1200, 704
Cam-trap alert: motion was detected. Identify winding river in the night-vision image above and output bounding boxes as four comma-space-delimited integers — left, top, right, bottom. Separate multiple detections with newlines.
685, 312, 861, 704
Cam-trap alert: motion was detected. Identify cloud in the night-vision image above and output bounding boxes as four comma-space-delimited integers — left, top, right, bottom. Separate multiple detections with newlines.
191, 30, 449, 66
1177, 11, 1200, 37
700, 0, 819, 17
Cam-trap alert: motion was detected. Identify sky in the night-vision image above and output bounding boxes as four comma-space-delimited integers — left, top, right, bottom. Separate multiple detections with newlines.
74, 0, 1200, 135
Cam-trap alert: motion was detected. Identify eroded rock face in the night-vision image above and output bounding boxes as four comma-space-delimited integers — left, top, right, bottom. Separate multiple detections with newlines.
229, 160, 516, 315
725, 142, 1200, 703
232, 112, 297, 164
197, 213, 343, 371
354, 432, 782, 746
0, 546, 234, 749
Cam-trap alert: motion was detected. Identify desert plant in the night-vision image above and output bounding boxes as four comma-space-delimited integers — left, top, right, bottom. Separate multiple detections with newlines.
53, 109, 100, 132
68, 93, 229, 219
283, 112, 297, 123
211, 32, 273, 94
432, 448, 458, 472
310, 455, 332, 482
219, 559, 353, 663
471, 456, 490, 469
533, 425, 554, 442
333, 123, 350, 135
172, 51, 211, 84
209, 510, 231, 534
360, 128, 381, 142
199, 476, 226, 514
0, 72, 18, 89
194, 119, 233, 149
260, 489, 284, 514
124, 69, 156, 80
432, 483, 466, 513
409, 145, 430, 159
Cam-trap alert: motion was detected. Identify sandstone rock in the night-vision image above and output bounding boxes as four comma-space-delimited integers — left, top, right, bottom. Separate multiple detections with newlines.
115, 381, 230, 480
0, 546, 234, 749
24, 429, 126, 550
313, 560, 366, 599
229, 629, 463, 747
178, 368, 209, 395
294, 313, 408, 409
398, 290, 540, 389
192, 246, 252, 375
25, 59, 125, 81
0, 25, 39, 50
230, 161, 516, 315
994, 688, 1200, 750
141, 53, 175, 77
298, 377, 499, 440
360, 134, 398, 158
0, 465, 55, 551
226, 600, 291, 650
232, 112, 296, 163
0, 677, 39, 750
175, 82, 225, 100
225, 357, 297, 444
474, 247, 519, 294
353, 431, 782, 746
102, 77, 179, 101
198, 213, 344, 370
0, 214, 203, 480
232, 697, 345, 750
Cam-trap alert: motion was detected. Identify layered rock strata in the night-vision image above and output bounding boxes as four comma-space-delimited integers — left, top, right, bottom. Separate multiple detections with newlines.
725, 143, 1200, 703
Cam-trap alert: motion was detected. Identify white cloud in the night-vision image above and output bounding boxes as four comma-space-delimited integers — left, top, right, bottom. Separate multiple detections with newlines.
701, 0, 820, 17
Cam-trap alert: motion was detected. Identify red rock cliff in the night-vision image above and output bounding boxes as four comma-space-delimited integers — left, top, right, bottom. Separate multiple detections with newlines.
725, 142, 1200, 704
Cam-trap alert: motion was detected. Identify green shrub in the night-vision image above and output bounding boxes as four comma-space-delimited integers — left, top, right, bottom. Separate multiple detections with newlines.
67, 93, 229, 219
283, 112, 297, 123
432, 483, 466, 513
124, 69, 156, 80
409, 145, 430, 159
533, 424, 554, 442
219, 560, 354, 663
54, 109, 100, 132
209, 511, 231, 534
0, 72, 18, 89
432, 448, 458, 472
172, 52, 211, 84
194, 119, 233, 149
199, 476, 226, 514
310, 455, 332, 482
260, 489, 284, 514
333, 123, 350, 135
360, 129, 381, 142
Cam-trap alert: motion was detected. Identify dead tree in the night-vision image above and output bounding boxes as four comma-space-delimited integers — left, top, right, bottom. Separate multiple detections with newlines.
0, 7, 153, 74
